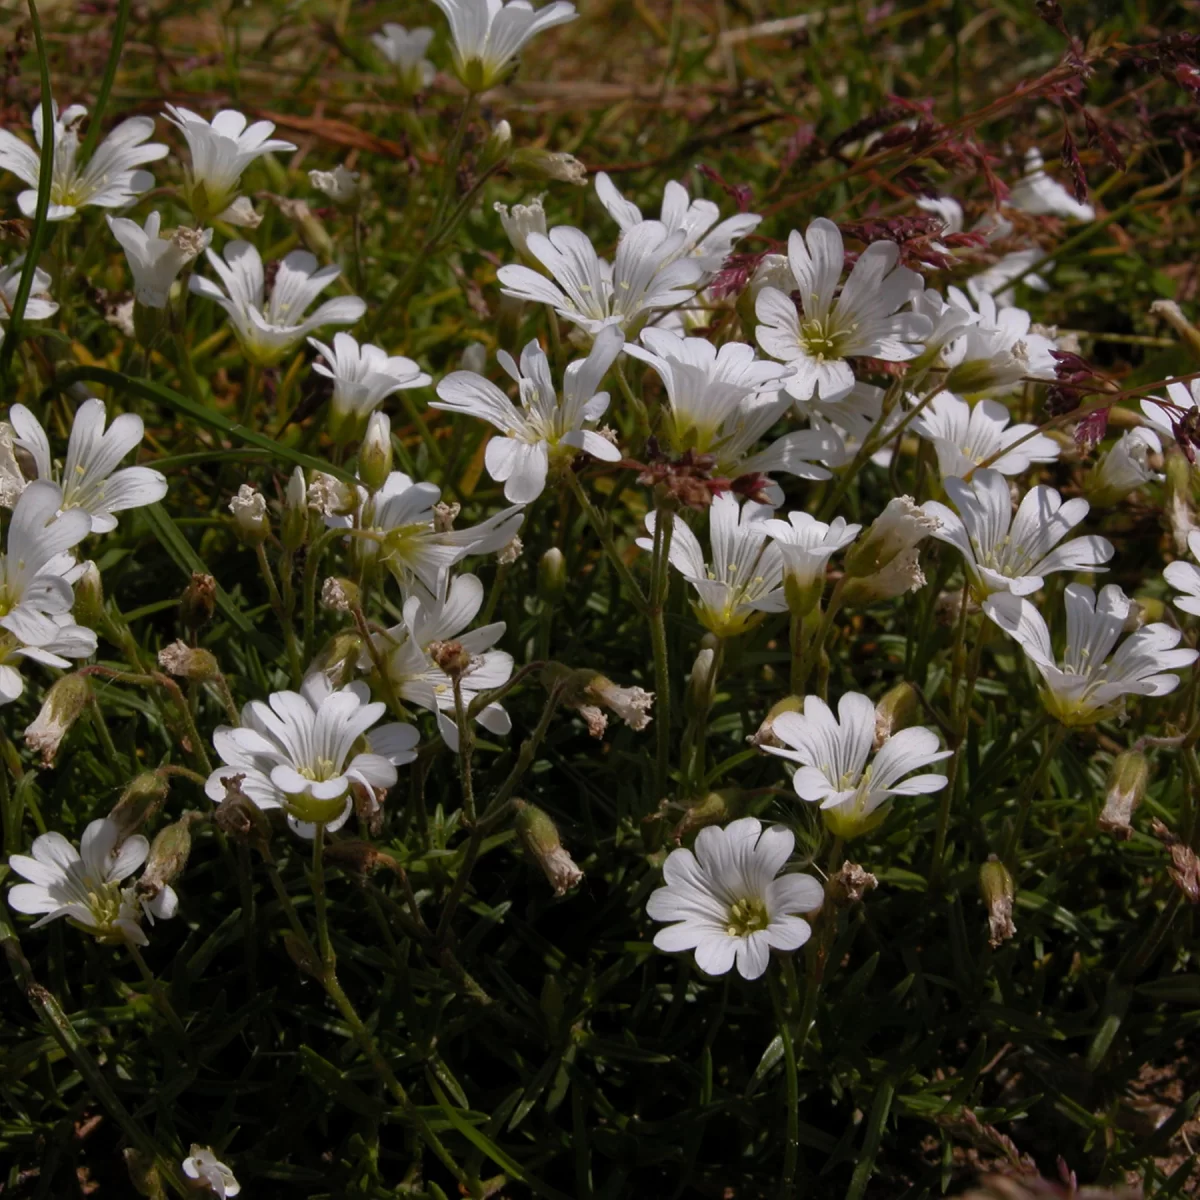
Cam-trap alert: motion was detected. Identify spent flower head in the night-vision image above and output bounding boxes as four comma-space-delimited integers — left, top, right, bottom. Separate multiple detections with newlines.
107, 212, 212, 310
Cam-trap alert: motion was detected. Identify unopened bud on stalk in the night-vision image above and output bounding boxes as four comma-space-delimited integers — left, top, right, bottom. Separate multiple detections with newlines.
281, 467, 308, 551
843, 497, 938, 579
979, 855, 1016, 948
321, 576, 360, 613
74, 560, 105, 630
158, 640, 221, 682
311, 629, 364, 686
479, 120, 513, 173
1165, 448, 1197, 556
514, 800, 583, 895
24, 673, 91, 767
843, 547, 926, 605
538, 547, 567, 602
229, 484, 269, 545
359, 412, 393, 492
685, 638, 719, 720
873, 683, 920, 749
1099, 750, 1149, 840
673, 789, 741, 840
749, 694, 804, 748
109, 772, 171, 837
136, 813, 201, 907
1082, 429, 1160, 508
180, 572, 216, 633
509, 147, 588, 186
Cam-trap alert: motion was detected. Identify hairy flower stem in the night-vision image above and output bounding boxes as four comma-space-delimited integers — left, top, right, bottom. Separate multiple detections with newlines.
239, 362, 261, 427
302, 527, 343, 663
125, 940, 191, 1048
566, 470, 648, 612
681, 638, 723, 791
768, 963, 800, 1197
453, 677, 477, 825
796, 578, 845, 696
650, 505, 675, 803
436, 682, 566, 943
615, 358, 650, 438
1003, 722, 1069, 866
255, 543, 303, 685
930, 608, 987, 887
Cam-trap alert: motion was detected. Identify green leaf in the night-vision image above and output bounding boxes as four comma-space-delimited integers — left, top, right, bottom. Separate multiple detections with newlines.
49, 366, 357, 484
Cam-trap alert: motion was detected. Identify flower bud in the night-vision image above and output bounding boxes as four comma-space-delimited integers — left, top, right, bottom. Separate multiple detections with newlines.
281, 466, 308, 551
24, 673, 91, 767
873, 682, 919, 750
310, 629, 364, 686
514, 800, 583, 895
136, 813, 201, 906
509, 147, 588, 186
309, 164, 360, 208
979, 855, 1016, 948
74, 560, 105, 630
109, 772, 171, 837
158, 640, 221, 682
843, 497, 938, 579
672, 789, 741, 841
1165, 447, 1197, 556
479, 120, 513, 173
842, 547, 926, 606
1099, 750, 1149, 841
495, 195, 547, 259
749, 694, 804, 748
1082, 429, 1160, 508
531, 550, 565, 606
359, 412, 393, 493
179, 572, 216, 633
685, 640, 718, 720
229, 484, 269, 545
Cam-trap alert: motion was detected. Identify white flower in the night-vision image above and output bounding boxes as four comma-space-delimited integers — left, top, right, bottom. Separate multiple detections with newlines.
0, 256, 58, 343
761, 511, 860, 608
497, 222, 704, 338
308, 332, 430, 436
1008, 149, 1095, 221
940, 288, 1057, 394
910, 390, 1060, 479
0, 480, 95, 702
368, 574, 513, 751
432, 0, 577, 91
7, 818, 177, 946
330, 471, 525, 594
309, 164, 360, 205
1083, 428, 1160, 507
843, 495, 938, 579
914, 194, 964, 234
647, 816, 824, 980
623, 327, 789, 452
191, 241, 365, 368
106, 213, 211, 309
984, 584, 1198, 725
637, 492, 785, 637
494, 195, 547, 257
701, 390, 838, 501
765, 693, 950, 838
163, 106, 296, 222
754, 218, 930, 401
1165, 530, 1200, 617
910, 287, 978, 357
967, 248, 1049, 308
1142, 376, 1200, 441
8, 397, 167, 533
923, 468, 1112, 599
371, 23, 436, 90
793, 380, 898, 470
433, 326, 624, 503
594, 171, 761, 278
0, 102, 167, 221
182, 1146, 240, 1198
204, 675, 419, 837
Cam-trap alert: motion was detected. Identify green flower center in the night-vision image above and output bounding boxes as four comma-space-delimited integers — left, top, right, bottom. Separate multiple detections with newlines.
800, 318, 849, 363
298, 757, 338, 783
725, 896, 770, 938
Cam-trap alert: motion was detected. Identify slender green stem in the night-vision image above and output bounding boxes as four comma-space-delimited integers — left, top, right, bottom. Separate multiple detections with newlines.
0, 0, 55, 381
650, 506, 674, 803
239, 363, 262, 426
452, 676, 476, 824
302, 526, 342, 663
1003, 722, 1068, 865
566, 471, 647, 612
797, 578, 845, 694
769, 965, 800, 1198
256, 543, 303, 684
312, 824, 333, 971
125, 940, 190, 1046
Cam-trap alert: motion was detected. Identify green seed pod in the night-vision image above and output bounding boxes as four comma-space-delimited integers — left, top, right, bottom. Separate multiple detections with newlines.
109, 772, 171, 838
24, 673, 91, 767
514, 800, 583, 895
538, 547, 567, 602
1099, 750, 1149, 841
873, 682, 920, 749
74, 560, 106, 631
979, 855, 1016, 948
